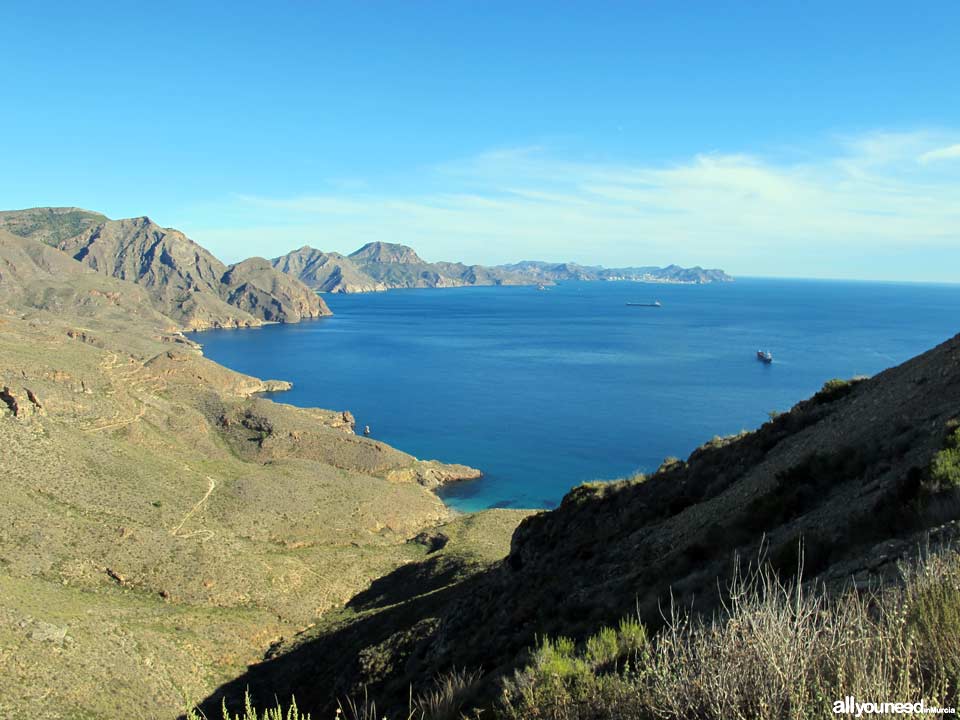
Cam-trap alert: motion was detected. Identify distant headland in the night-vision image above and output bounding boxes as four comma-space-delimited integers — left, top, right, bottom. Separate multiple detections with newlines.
273, 241, 734, 293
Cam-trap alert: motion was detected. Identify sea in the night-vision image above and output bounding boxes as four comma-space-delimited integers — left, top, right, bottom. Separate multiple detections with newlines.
189, 278, 960, 512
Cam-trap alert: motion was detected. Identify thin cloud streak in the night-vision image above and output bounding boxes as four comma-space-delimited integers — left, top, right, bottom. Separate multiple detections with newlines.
919, 143, 960, 164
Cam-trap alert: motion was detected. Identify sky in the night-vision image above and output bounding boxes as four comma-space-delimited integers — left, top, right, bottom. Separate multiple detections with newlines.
2, 1, 959, 281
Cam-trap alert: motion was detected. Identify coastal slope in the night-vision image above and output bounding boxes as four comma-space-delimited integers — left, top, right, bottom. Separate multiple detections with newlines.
0, 230, 496, 719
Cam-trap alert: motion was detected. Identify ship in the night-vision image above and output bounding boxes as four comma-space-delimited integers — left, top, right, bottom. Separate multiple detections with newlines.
626, 300, 662, 307
757, 350, 773, 364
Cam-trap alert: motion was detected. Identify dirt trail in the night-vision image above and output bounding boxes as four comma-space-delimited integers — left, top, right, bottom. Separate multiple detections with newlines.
170, 475, 217, 542
83, 351, 166, 431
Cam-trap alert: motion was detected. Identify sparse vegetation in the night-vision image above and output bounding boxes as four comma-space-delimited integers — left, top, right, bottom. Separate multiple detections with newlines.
498, 549, 960, 720
187, 694, 310, 720
203, 549, 960, 720
812, 376, 866, 405
656, 456, 683, 473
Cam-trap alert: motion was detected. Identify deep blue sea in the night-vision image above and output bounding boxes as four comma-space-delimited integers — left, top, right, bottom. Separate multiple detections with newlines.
190, 279, 960, 512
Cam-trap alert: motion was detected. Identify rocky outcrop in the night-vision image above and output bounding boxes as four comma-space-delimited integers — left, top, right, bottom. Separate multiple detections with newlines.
0, 385, 44, 418
385, 460, 483, 489
143, 350, 294, 397
0, 386, 21, 416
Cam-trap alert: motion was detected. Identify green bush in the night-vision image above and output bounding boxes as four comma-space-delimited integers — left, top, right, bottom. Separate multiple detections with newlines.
584, 626, 619, 667
812, 376, 866, 405
928, 423, 960, 491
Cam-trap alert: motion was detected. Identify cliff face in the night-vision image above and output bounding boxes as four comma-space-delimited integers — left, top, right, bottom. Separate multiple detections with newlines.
197, 331, 960, 716
52, 216, 330, 330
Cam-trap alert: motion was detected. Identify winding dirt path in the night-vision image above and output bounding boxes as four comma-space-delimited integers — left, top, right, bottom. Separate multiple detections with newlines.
169, 475, 217, 542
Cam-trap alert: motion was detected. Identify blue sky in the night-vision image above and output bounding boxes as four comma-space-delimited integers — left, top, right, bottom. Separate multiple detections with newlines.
2, 2, 959, 280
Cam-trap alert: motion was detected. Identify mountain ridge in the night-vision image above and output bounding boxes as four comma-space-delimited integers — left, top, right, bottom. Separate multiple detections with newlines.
273, 241, 734, 293
1, 208, 331, 330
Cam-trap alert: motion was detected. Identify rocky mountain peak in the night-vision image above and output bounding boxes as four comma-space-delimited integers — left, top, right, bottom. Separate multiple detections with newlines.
348, 241, 425, 265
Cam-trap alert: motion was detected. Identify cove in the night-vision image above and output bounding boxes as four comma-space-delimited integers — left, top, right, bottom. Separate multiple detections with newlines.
189, 278, 960, 511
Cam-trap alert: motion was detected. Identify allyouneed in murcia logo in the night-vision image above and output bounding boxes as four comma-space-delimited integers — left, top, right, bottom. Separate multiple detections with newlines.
833, 697, 957, 716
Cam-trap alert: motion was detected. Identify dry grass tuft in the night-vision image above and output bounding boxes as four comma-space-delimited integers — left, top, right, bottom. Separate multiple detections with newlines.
499, 547, 960, 720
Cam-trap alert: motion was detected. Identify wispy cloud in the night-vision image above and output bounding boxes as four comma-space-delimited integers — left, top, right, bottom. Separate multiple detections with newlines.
919, 143, 960, 164
190, 130, 960, 280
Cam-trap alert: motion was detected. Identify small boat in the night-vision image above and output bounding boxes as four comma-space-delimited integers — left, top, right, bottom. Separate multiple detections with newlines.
536, 283, 547, 291
756, 350, 773, 364
363, 425, 371, 436
626, 300, 662, 307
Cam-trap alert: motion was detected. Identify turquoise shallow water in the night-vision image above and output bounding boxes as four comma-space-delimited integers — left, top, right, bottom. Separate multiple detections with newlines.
190, 278, 960, 511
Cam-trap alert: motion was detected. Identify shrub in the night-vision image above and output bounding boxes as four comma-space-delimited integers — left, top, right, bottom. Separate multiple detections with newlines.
928, 424, 960, 491
615, 616, 648, 655
812, 377, 859, 405
656, 457, 682, 474
584, 626, 620, 668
